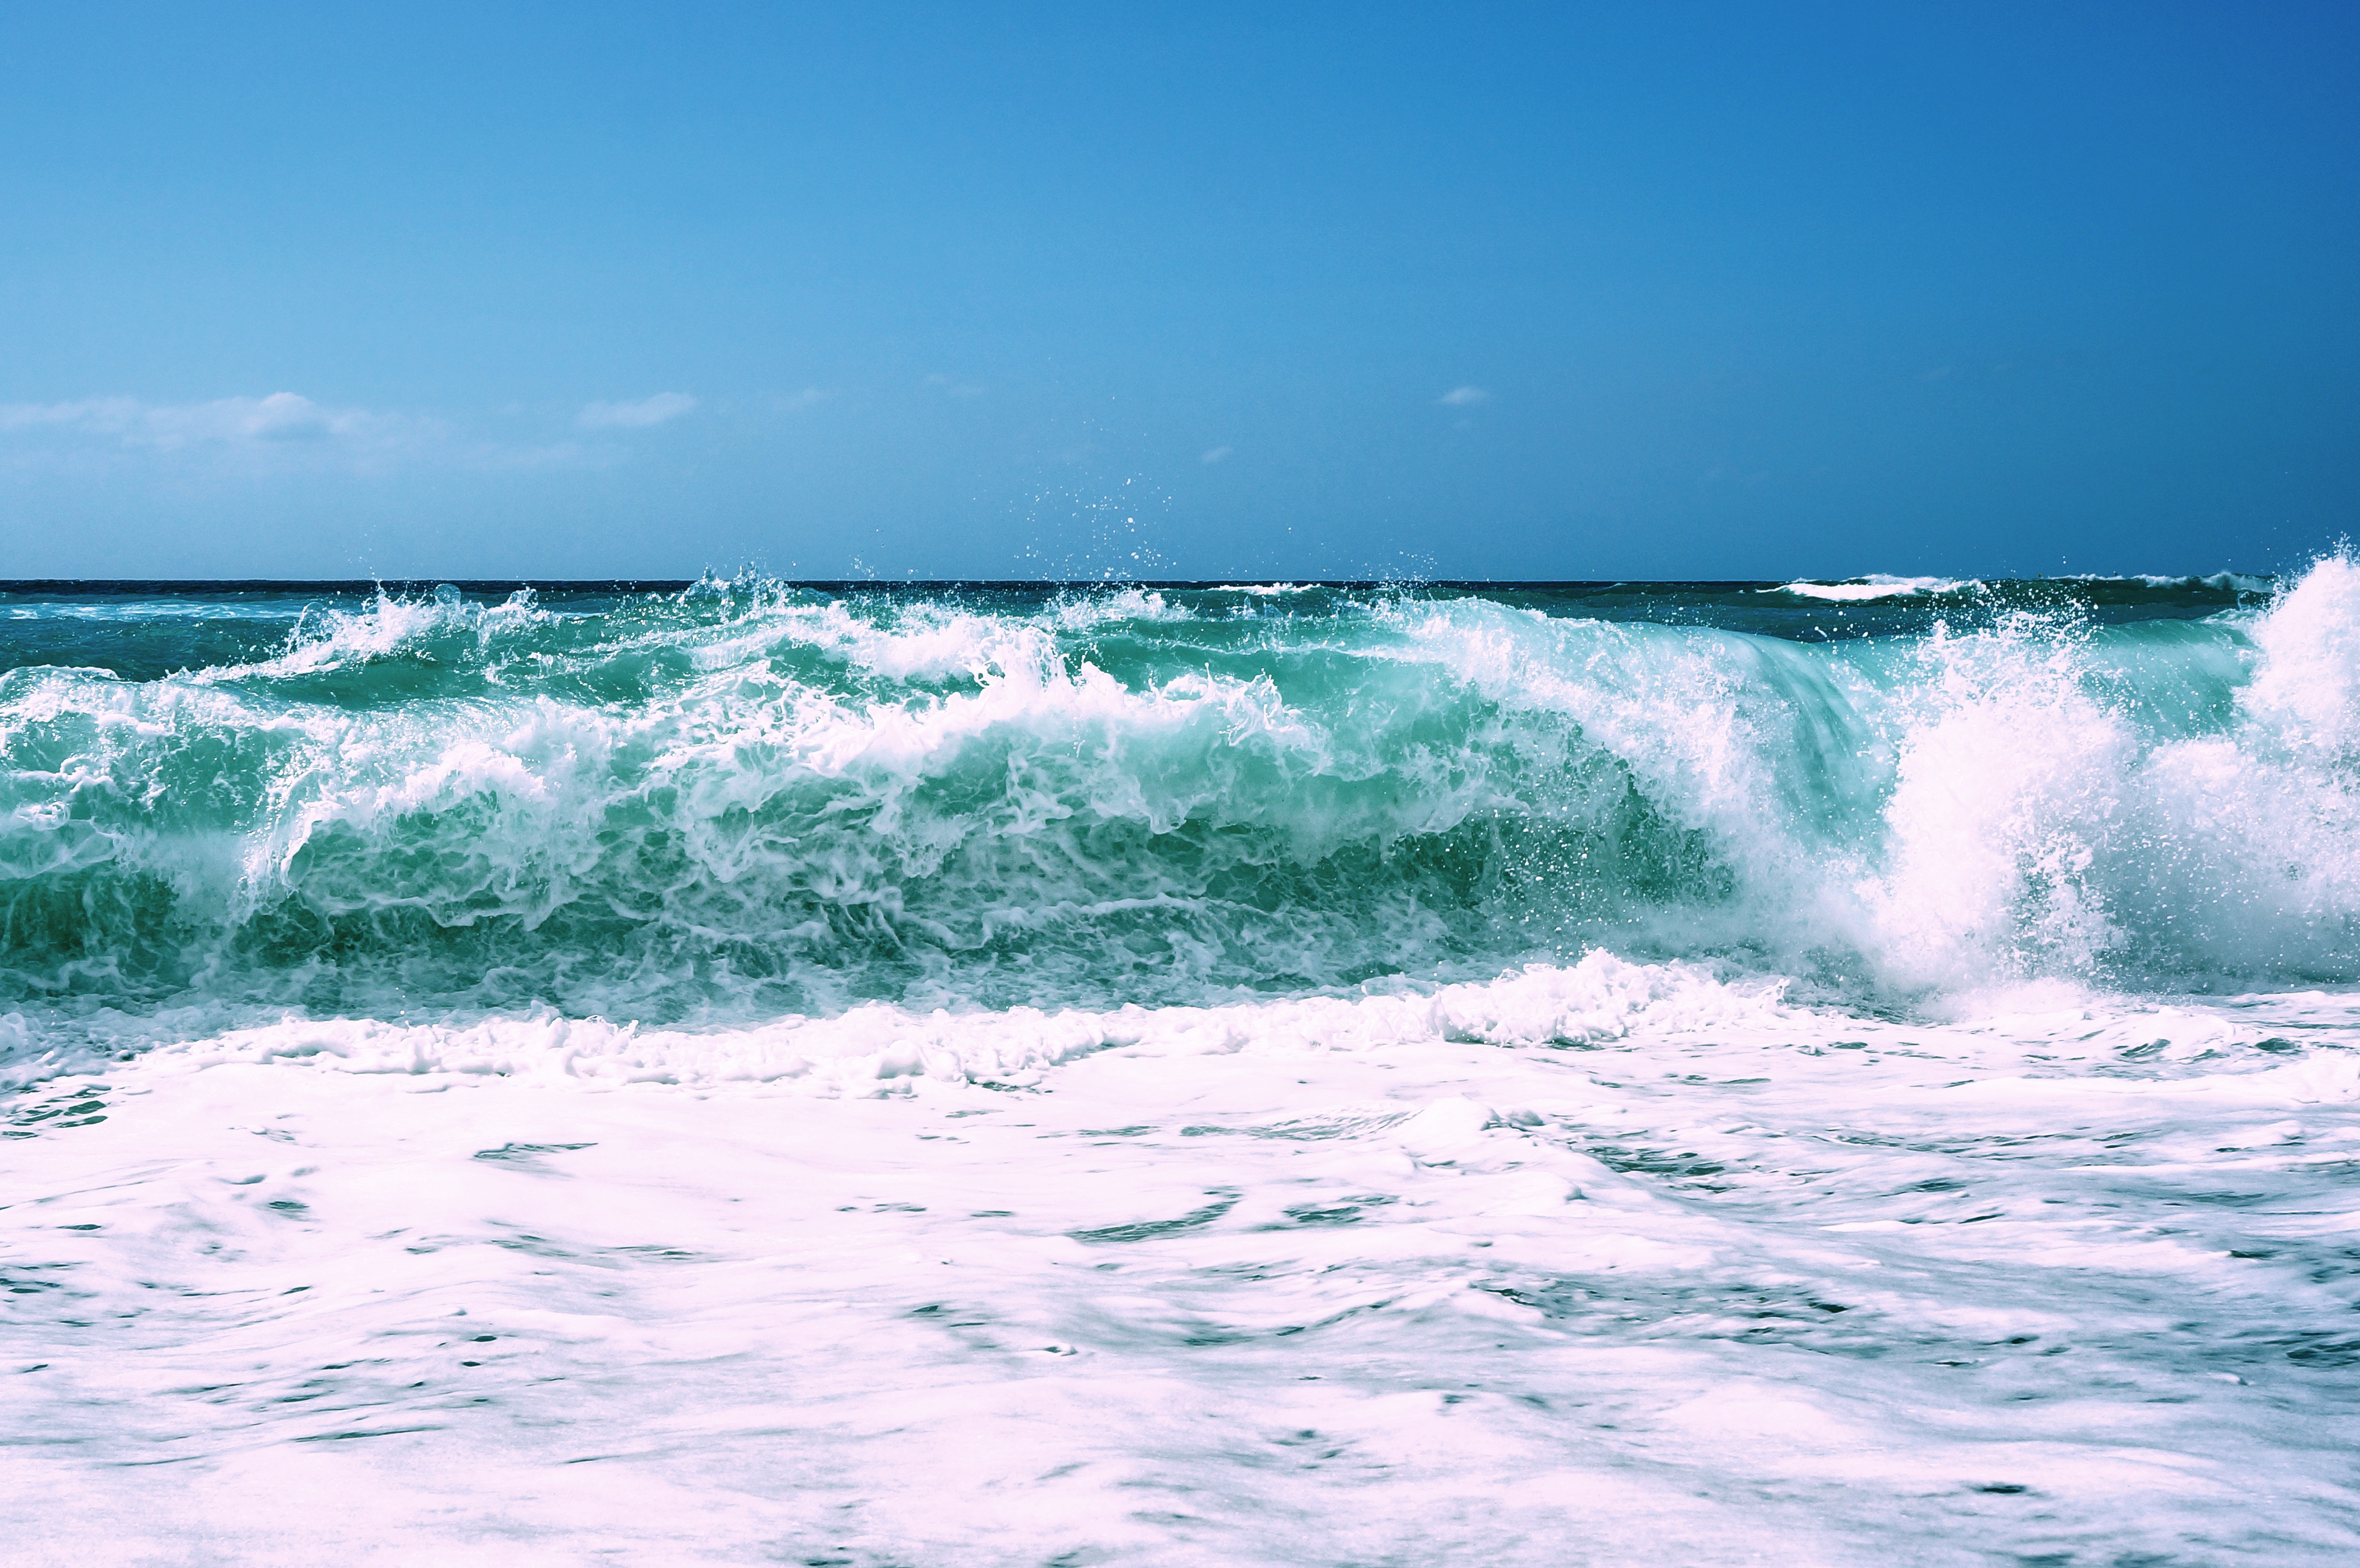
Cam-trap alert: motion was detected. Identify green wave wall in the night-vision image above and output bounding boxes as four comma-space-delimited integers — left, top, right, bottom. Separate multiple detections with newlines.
2, 568, 2349, 1020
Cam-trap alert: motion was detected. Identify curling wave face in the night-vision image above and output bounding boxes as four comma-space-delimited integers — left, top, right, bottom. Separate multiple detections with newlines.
0, 565, 2349, 1025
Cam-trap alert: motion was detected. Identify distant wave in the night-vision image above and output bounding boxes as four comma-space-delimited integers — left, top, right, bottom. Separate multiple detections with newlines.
1765, 575, 1978, 601
1768, 571, 2272, 603
2065, 571, 2276, 593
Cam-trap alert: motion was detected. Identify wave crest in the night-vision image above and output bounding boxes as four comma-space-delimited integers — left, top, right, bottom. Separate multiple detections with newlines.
3, 563, 2353, 1020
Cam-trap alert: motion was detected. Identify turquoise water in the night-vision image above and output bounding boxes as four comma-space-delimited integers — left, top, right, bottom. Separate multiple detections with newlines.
7, 567, 2360, 1566
3, 568, 2343, 1023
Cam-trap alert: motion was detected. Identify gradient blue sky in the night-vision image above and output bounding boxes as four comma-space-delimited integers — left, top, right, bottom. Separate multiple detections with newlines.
2, 2, 2354, 580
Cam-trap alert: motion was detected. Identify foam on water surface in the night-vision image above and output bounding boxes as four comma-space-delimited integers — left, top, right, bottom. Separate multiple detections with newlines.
1767, 574, 1982, 601
2, 567, 2354, 1563
5, 962, 2356, 1564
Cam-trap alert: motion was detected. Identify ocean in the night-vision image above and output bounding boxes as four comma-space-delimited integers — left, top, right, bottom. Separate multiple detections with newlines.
3, 566, 2355, 1564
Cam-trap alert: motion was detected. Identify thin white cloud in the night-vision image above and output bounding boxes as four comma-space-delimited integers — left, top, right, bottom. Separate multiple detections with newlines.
0, 396, 141, 433
1437, 385, 1492, 407
923, 373, 986, 398
0, 391, 603, 474
0, 391, 426, 452
579, 391, 699, 428
0, 393, 451, 474
774, 388, 830, 413
1200, 446, 1233, 465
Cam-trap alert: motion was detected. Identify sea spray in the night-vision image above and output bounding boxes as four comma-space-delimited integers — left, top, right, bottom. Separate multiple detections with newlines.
5, 568, 2358, 1566
1, 566, 2347, 1025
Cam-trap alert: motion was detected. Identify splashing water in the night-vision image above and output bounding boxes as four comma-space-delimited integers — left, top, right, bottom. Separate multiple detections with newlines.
3, 566, 2355, 1564
0, 566, 2345, 1024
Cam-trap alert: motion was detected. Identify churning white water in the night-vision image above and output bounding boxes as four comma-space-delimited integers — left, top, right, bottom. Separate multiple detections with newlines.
4, 567, 2357, 1563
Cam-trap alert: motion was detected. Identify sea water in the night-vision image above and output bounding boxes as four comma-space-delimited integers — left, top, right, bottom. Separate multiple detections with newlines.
2, 568, 2354, 1564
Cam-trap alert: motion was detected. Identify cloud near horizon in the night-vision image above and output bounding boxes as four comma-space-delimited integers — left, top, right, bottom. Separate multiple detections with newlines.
578, 391, 699, 428
0, 392, 597, 474
0, 393, 455, 476
1436, 385, 1491, 407
0, 391, 426, 452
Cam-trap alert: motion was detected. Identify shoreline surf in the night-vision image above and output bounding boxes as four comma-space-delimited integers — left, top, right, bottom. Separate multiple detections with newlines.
4, 566, 2356, 1564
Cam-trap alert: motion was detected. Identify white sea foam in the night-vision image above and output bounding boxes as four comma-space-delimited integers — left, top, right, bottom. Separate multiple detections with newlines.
3, 958, 2355, 1563
187, 586, 554, 682
2064, 571, 2275, 593
1767, 574, 1978, 601
1368, 566, 2359, 993
10, 567, 2360, 1562
8, 561, 2357, 1024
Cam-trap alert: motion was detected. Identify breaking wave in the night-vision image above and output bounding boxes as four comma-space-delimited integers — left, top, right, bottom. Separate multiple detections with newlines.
1, 563, 2351, 1026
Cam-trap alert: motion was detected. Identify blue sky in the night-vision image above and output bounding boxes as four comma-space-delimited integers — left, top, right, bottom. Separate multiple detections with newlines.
2, 1, 2353, 580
